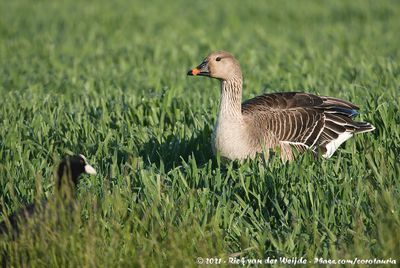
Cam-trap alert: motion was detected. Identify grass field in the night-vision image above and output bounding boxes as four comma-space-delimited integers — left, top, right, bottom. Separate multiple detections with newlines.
0, 0, 399, 266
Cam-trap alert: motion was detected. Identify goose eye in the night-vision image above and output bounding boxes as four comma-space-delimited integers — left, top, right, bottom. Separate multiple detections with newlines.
216, 57, 221, 62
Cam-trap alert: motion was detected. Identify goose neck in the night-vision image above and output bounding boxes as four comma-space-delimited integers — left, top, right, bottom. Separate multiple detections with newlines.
219, 77, 243, 118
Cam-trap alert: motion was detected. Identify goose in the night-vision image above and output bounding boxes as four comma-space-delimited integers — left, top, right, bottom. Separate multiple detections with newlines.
0, 154, 97, 236
187, 51, 375, 161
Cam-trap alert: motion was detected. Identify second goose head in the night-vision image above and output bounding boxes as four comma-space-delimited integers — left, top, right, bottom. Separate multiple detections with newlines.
187, 51, 242, 81
56, 154, 96, 193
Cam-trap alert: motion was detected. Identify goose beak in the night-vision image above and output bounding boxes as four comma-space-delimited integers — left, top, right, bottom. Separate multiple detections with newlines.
187, 68, 201, 76
84, 164, 97, 175
187, 61, 210, 76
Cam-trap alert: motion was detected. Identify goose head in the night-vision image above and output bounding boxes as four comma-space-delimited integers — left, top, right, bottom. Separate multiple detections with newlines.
56, 154, 96, 191
187, 51, 242, 81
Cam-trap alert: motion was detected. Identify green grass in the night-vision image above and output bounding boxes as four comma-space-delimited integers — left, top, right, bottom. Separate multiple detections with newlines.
0, 0, 399, 266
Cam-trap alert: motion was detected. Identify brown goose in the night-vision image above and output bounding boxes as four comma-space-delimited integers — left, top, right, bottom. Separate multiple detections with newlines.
187, 51, 375, 161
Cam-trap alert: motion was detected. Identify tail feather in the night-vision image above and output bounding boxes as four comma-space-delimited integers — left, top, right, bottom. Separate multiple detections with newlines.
353, 121, 375, 134
318, 113, 375, 158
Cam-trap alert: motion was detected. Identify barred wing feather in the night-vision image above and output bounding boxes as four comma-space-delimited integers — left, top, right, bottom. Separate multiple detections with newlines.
242, 92, 375, 158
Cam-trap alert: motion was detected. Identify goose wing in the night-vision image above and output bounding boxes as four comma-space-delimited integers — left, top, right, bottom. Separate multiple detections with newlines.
242, 92, 374, 157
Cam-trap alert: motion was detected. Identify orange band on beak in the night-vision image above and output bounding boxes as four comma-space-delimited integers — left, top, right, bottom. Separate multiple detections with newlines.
191, 68, 200, 75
